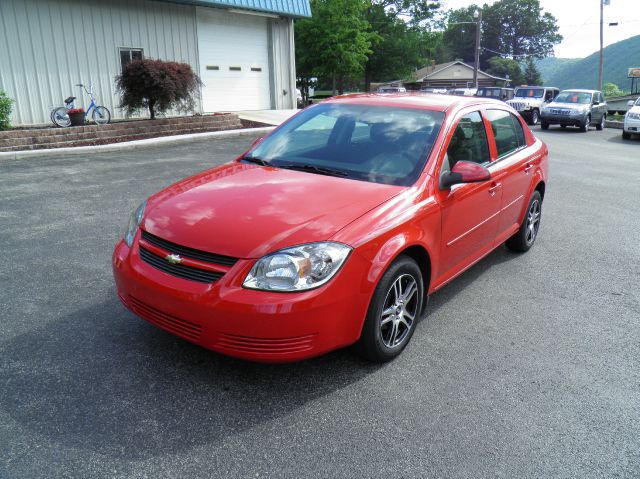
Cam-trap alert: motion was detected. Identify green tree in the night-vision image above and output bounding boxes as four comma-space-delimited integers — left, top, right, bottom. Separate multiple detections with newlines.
363, 2, 440, 90
602, 82, 623, 98
437, 6, 478, 64
0, 90, 13, 130
522, 57, 542, 85
481, 0, 562, 62
295, 0, 376, 95
440, 0, 561, 70
486, 56, 524, 86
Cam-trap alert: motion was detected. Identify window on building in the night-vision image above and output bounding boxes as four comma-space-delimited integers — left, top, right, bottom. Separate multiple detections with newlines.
120, 48, 144, 70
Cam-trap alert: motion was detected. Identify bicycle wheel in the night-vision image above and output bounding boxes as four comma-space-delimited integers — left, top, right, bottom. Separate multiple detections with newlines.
52, 107, 71, 127
92, 106, 111, 125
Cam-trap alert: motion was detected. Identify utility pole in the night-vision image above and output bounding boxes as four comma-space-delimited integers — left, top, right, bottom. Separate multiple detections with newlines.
473, 8, 482, 89
598, 0, 604, 91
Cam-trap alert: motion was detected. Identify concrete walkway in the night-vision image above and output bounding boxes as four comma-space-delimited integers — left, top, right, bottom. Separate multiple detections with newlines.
237, 109, 299, 126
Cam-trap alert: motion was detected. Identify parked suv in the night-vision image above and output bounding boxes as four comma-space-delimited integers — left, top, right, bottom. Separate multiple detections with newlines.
540, 89, 607, 132
475, 87, 514, 101
507, 86, 559, 125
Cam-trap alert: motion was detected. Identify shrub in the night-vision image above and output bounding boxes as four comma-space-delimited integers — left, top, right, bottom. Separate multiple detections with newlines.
0, 90, 14, 130
115, 59, 201, 119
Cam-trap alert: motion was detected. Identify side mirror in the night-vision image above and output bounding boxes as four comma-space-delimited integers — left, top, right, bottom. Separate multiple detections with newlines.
593, 101, 600, 106
441, 161, 491, 189
629, 100, 635, 107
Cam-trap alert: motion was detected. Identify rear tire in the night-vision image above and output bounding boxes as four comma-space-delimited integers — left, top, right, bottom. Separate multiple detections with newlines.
596, 114, 605, 131
530, 109, 539, 126
506, 190, 542, 253
52, 107, 70, 128
356, 256, 423, 362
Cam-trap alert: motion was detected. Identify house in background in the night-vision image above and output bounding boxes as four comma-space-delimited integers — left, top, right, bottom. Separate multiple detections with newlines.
400, 60, 510, 90
0, 0, 311, 125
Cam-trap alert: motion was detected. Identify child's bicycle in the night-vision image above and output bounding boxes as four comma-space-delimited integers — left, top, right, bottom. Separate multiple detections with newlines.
51, 83, 111, 127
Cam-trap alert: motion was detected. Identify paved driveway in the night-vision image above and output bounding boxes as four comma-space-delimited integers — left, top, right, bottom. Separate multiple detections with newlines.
1, 129, 639, 478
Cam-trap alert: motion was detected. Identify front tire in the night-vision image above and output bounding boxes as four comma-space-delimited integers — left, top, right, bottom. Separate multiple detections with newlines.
356, 256, 423, 362
92, 106, 111, 125
622, 131, 631, 140
540, 120, 549, 130
580, 115, 590, 132
506, 190, 542, 253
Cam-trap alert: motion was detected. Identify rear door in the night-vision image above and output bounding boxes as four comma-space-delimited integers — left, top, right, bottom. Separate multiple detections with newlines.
483, 109, 535, 243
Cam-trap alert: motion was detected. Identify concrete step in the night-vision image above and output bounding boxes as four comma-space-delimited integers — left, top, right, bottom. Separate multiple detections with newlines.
0, 114, 242, 151
0, 126, 238, 152
0, 114, 240, 140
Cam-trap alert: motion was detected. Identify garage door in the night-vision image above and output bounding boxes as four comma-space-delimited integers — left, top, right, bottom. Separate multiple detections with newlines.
197, 7, 271, 112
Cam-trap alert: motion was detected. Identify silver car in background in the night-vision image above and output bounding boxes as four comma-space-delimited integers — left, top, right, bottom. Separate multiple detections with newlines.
540, 89, 608, 132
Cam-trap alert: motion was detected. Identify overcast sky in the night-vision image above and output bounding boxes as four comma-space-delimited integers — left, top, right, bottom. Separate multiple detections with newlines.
440, 0, 640, 58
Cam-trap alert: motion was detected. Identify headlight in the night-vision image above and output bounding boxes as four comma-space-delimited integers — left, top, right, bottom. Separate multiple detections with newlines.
243, 242, 352, 292
627, 112, 640, 120
123, 200, 146, 247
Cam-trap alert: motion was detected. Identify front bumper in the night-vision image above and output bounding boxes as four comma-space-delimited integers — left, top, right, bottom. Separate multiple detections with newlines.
624, 117, 640, 134
541, 111, 586, 127
112, 235, 372, 362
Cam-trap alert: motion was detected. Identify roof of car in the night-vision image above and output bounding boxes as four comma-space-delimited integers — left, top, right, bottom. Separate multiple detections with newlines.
323, 92, 504, 112
559, 89, 599, 93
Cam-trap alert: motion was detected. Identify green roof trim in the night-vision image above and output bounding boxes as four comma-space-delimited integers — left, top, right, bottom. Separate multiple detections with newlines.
161, 0, 311, 17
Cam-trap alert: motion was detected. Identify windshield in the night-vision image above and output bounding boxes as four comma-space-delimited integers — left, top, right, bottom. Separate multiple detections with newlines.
246, 103, 445, 186
514, 88, 544, 98
555, 91, 592, 104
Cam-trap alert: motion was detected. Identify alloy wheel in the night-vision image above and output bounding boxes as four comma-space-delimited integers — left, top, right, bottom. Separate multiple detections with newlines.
526, 199, 541, 245
379, 274, 419, 348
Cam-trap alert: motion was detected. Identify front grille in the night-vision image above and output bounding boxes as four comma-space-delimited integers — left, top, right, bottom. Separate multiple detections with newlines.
510, 101, 525, 111
141, 230, 238, 266
140, 246, 224, 283
217, 333, 316, 355
128, 296, 202, 341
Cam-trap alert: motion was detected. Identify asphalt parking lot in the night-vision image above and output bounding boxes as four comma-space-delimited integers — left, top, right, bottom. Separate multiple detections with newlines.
1, 127, 639, 478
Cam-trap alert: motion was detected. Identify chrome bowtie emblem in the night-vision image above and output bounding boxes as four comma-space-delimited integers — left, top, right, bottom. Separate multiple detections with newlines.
165, 254, 183, 264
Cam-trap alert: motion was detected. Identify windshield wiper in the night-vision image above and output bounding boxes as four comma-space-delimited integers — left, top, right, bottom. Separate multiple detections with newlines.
241, 155, 271, 166
277, 163, 349, 178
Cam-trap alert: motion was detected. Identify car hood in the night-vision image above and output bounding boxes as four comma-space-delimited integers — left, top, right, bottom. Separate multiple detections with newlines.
544, 102, 585, 110
628, 106, 640, 115
141, 162, 403, 259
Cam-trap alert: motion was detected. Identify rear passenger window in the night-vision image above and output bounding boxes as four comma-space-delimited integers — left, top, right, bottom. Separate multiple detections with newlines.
485, 110, 525, 157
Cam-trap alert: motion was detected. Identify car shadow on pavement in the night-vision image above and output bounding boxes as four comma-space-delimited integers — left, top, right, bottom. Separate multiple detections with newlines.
425, 245, 521, 318
0, 294, 381, 461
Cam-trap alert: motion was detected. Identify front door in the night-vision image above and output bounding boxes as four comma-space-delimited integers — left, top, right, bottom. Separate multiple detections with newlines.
435, 110, 502, 286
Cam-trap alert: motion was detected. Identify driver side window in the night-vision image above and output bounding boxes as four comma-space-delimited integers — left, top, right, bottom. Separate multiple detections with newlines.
441, 111, 490, 175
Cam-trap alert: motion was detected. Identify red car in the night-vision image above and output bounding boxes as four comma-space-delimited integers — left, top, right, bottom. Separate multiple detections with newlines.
113, 94, 548, 363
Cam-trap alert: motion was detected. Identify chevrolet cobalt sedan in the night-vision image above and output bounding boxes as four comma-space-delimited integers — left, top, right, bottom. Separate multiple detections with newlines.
113, 94, 548, 363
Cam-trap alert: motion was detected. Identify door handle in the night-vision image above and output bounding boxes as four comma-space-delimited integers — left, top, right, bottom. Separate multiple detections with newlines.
488, 182, 501, 196
523, 163, 533, 174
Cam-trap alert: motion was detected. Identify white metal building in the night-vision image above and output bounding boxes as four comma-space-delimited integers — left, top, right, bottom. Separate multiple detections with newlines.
0, 0, 311, 125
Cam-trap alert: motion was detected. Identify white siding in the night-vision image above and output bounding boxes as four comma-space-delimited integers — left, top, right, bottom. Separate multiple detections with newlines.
0, 0, 200, 125
268, 17, 296, 110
